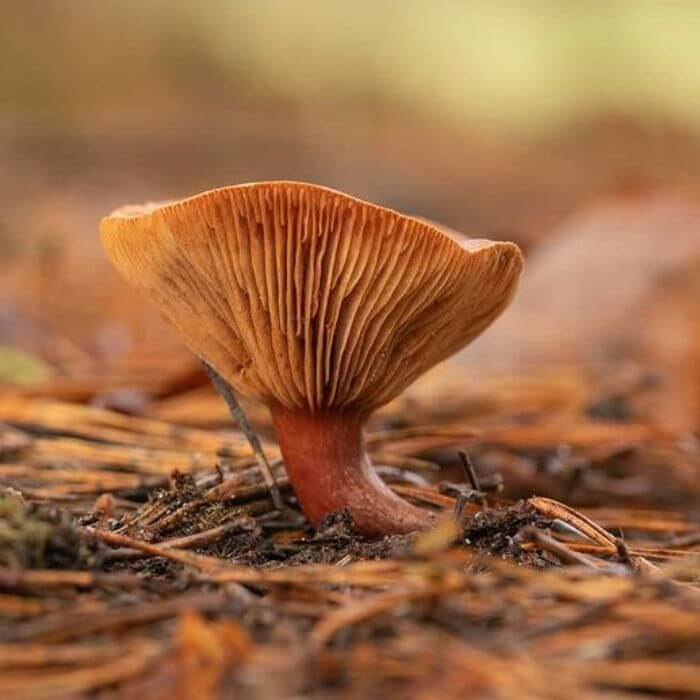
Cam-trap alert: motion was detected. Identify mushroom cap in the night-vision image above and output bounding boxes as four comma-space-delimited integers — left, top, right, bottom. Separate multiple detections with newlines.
100, 182, 522, 413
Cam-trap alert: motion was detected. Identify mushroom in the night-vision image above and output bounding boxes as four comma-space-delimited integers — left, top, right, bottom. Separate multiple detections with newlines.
100, 182, 523, 537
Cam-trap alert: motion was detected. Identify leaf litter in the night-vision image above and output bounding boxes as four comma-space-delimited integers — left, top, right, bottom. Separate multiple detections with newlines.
0, 363, 699, 699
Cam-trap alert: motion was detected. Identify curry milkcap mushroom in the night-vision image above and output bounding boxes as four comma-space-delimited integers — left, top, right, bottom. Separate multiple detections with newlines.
100, 182, 523, 537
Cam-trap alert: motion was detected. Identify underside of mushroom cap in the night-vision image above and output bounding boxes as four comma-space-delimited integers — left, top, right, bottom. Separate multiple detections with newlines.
101, 182, 523, 413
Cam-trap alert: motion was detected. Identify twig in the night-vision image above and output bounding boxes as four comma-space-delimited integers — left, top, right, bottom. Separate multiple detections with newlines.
162, 515, 257, 549
200, 360, 284, 511
529, 497, 618, 552
614, 537, 632, 566
0, 568, 143, 590
458, 450, 487, 509
82, 527, 230, 573
517, 526, 602, 569
310, 587, 450, 651
0, 641, 163, 697
459, 450, 481, 492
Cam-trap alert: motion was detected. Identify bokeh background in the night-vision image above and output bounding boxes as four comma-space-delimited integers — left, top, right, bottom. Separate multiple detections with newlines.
2, 0, 700, 430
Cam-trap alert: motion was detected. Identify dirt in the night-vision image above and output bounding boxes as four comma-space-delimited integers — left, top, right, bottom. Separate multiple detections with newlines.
462, 501, 554, 565
91, 469, 560, 584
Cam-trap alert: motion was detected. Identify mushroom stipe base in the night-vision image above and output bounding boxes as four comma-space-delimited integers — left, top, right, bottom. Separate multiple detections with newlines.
270, 407, 435, 538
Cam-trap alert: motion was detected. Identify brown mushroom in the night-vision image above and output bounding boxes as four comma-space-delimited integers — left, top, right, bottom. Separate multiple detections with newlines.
100, 182, 522, 536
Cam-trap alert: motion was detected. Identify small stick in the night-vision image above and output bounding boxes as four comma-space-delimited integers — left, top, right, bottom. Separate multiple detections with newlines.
453, 492, 469, 524
162, 515, 257, 549
550, 518, 597, 544
458, 450, 487, 509
666, 531, 700, 548
517, 526, 600, 569
200, 360, 284, 511
458, 450, 481, 491
614, 536, 632, 566
83, 527, 228, 572
0, 567, 143, 590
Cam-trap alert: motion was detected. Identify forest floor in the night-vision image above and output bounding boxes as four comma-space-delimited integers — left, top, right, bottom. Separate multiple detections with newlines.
2, 113, 700, 698
1, 358, 699, 699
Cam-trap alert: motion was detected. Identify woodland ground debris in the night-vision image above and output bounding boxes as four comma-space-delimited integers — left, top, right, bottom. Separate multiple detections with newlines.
0, 369, 699, 697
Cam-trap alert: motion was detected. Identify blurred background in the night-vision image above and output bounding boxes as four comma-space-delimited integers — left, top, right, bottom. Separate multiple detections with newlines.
2, 0, 700, 432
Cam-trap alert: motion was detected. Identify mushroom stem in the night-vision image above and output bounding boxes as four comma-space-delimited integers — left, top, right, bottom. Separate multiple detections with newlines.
270, 407, 434, 537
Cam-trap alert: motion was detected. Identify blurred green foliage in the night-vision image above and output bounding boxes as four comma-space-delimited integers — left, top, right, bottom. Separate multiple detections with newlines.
2, 1, 700, 132
0, 347, 52, 385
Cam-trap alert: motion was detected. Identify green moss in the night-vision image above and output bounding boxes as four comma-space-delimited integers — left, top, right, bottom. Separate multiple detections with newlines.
0, 347, 53, 386
0, 492, 88, 569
